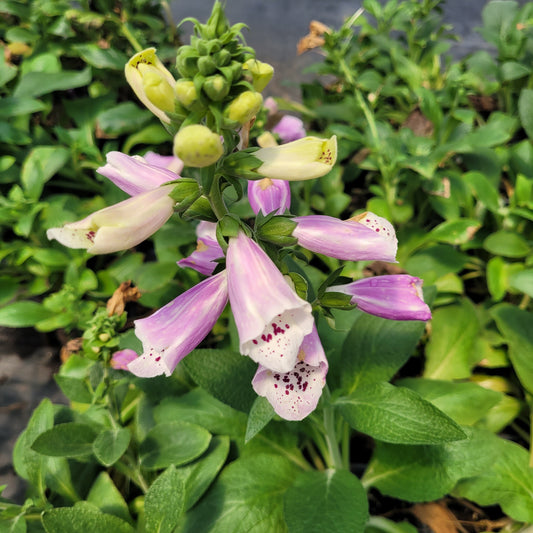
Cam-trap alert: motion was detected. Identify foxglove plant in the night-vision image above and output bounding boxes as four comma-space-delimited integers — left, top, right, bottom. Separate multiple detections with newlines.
47, 0, 431, 429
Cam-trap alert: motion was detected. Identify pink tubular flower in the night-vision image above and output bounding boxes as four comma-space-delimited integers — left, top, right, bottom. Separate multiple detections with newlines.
292, 212, 398, 263
252, 324, 328, 421
248, 178, 291, 215
128, 271, 228, 377
143, 151, 184, 175
178, 221, 224, 276
110, 349, 138, 370
227, 232, 314, 373
46, 184, 176, 254
272, 115, 306, 143
329, 275, 432, 321
97, 151, 179, 196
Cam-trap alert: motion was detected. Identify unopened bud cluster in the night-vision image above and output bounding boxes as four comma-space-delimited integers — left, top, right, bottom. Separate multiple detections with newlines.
126, 1, 273, 168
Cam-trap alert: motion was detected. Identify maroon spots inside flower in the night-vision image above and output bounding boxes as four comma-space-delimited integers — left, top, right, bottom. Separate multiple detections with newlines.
155, 356, 161, 362
86, 230, 96, 243
253, 339, 258, 345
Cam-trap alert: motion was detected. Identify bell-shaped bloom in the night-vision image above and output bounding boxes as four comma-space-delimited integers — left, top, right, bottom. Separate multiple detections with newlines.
125, 48, 176, 124
254, 135, 337, 181
248, 178, 291, 215
178, 221, 224, 276
97, 152, 179, 196
143, 151, 184, 175
47, 184, 175, 254
292, 212, 398, 263
227, 232, 314, 373
272, 115, 306, 143
329, 275, 432, 321
110, 349, 138, 371
128, 271, 228, 377
252, 324, 328, 421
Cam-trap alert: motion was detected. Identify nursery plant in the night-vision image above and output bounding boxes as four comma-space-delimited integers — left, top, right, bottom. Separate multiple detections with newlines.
1, 1, 533, 532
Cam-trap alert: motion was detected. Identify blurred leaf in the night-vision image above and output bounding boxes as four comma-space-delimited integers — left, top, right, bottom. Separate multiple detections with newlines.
73, 44, 129, 70
427, 218, 481, 245
54, 375, 92, 404
518, 88, 533, 139
284, 470, 369, 533
508, 269, 533, 297
483, 230, 530, 258
0, 301, 54, 327
14, 66, 92, 98
96, 102, 152, 136
21, 146, 70, 199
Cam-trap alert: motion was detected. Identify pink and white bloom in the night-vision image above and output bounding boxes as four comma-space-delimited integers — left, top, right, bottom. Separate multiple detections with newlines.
97, 152, 178, 196
252, 324, 328, 421
178, 221, 224, 276
248, 178, 291, 215
143, 151, 184, 175
329, 275, 432, 321
47, 184, 176, 254
227, 232, 314, 373
110, 349, 138, 370
292, 212, 398, 262
272, 115, 306, 143
128, 271, 228, 377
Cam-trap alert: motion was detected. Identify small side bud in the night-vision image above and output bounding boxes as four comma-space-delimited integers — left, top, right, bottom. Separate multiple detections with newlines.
176, 45, 200, 78
175, 79, 198, 108
198, 55, 217, 76
224, 91, 263, 125
256, 215, 298, 246
243, 59, 274, 92
173, 124, 224, 168
203, 74, 230, 101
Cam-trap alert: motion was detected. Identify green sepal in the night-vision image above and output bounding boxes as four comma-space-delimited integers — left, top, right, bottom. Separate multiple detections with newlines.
182, 195, 217, 222
256, 215, 298, 246
169, 178, 200, 203
319, 291, 356, 310
221, 149, 261, 179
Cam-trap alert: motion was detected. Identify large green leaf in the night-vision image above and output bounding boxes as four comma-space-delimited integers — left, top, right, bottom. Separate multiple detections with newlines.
284, 470, 369, 533
139, 421, 211, 470
144, 466, 185, 533
92, 427, 131, 467
14, 66, 92, 98
340, 312, 426, 394
424, 298, 480, 380
183, 349, 258, 412
42, 502, 134, 533
491, 304, 533, 394
0, 301, 55, 327
518, 88, 533, 139
86, 472, 132, 525
182, 454, 296, 533
337, 382, 466, 445
21, 146, 70, 199
32, 423, 98, 457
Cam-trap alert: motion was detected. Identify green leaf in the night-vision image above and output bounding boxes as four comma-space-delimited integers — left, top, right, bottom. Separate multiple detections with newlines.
284, 470, 369, 533
72, 44, 129, 70
42, 502, 134, 533
362, 428, 497, 502
340, 311, 426, 394
93, 428, 131, 467
424, 298, 480, 380
87, 472, 132, 524
123, 123, 171, 153
21, 146, 70, 199
182, 454, 296, 533
483, 230, 530, 258
427, 218, 481, 245
486, 256, 508, 301
139, 421, 211, 470
519, 88, 533, 139
96, 102, 152, 136
454, 435, 533, 523
14, 66, 92, 98
491, 304, 533, 395
365, 516, 418, 533
32, 423, 98, 457
0, 52, 17, 87
0, 301, 55, 327
154, 388, 247, 437
183, 349, 257, 412
245, 396, 275, 443
12, 399, 54, 499
337, 382, 466, 445
0, 96, 46, 118
178, 435, 230, 511
397, 378, 502, 426
508, 269, 533, 297
144, 466, 185, 533
54, 376, 92, 403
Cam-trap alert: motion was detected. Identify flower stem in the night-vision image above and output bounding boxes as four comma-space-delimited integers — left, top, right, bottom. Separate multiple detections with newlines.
322, 386, 345, 470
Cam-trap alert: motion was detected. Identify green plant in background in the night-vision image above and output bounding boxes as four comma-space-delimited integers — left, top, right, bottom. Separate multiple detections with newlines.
0, 0, 193, 334
1, 1, 533, 532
